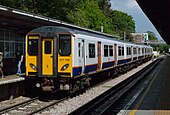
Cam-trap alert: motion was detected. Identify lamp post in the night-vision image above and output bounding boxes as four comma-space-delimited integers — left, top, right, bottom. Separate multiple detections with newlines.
124, 32, 126, 42
101, 26, 103, 33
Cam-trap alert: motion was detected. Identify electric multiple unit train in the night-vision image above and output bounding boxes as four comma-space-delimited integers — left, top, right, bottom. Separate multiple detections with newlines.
26, 26, 153, 93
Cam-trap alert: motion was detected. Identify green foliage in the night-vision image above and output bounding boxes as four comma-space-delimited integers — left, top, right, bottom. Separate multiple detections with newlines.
111, 10, 135, 34
151, 44, 169, 53
94, 0, 112, 17
0, 0, 23, 8
67, 0, 113, 33
147, 31, 157, 41
19, 0, 73, 21
0, 0, 84, 21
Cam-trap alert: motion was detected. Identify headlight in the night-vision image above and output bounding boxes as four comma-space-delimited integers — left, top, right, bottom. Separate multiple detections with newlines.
61, 64, 69, 71
30, 63, 37, 70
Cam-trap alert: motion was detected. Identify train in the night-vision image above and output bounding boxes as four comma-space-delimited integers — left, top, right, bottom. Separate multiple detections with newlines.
25, 26, 153, 93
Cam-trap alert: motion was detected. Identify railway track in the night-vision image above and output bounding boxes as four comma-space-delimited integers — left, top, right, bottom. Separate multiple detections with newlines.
69, 58, 163, 115
0, 96, 68, 115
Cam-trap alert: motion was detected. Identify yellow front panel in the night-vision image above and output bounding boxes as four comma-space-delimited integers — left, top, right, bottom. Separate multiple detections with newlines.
58, 56, 72, 77
42, 38, 54, 75
58, 34, 73, 77
26, 56, 37, 75
26, 35, 38, 76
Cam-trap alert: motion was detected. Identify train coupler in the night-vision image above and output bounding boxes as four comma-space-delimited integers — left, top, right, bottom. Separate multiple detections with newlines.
38, 78, 55, 92
42, 86, 54, 92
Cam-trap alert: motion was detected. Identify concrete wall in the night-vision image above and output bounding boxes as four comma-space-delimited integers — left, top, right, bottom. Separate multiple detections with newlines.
0, 81, 25, 101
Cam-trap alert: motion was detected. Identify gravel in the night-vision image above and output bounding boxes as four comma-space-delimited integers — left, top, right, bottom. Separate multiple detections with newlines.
0, 96, 30, 110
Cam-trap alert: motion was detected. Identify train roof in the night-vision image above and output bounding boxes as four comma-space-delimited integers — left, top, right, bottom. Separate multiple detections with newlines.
28, 26, 118, 40
28, 26, 152, 48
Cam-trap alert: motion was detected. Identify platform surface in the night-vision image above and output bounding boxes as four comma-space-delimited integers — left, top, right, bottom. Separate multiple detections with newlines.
128, 55, 170, 115
0, 74, 25, 85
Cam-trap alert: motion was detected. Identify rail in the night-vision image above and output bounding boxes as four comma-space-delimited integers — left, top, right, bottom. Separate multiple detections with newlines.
69, 59, 162, 115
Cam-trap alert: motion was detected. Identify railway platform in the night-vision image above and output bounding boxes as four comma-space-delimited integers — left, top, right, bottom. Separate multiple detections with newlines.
0, 74, 25, 101
128, 55, 170, 115
0, 74, 25, 85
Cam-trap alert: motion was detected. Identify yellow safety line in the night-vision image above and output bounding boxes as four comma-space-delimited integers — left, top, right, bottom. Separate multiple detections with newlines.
129, 59, 165, 115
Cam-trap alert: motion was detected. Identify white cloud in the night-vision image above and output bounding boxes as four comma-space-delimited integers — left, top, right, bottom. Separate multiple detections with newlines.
126, 0, 138, 9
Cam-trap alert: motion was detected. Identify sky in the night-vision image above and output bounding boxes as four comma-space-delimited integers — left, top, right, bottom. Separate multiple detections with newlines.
111, 0, 162, 40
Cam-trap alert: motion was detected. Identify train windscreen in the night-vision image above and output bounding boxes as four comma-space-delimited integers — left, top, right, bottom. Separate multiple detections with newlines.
28, 39, 38, 55
59, 34, 71, 56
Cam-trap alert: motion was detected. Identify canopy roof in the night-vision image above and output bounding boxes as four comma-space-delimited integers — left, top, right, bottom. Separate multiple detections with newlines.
136, 0, 170, 44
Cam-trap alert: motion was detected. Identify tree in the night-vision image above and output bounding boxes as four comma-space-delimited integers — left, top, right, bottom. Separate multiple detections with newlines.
95, 0, 112, 17
0, 0, 84, 21
147, 31, 157, 41
0, 0, 23, 8
111, 10, 135, 35
67, 0, 114, 34
20, 0, 69, 20
151, 44, 169, 53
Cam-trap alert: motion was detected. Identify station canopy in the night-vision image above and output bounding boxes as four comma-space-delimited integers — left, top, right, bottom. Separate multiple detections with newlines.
0, 5, 117, 38
136, 0, 170, 44
0, 5, 64, 35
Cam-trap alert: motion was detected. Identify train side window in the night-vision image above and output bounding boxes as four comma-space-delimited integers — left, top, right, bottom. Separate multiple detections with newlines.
109, 45, 113, 56
127, 47, 129, 55
129, 47, 131, 55
138, 48, 140, 54
89, 43, 95, 58
59, 34, 71, 56
127, 47, 131, 55
45, 41, 51, 54
133, 48, 135, 54
142, 48, 144, 54
122, 47, 124, 56
104, 45, 108, 57
118, 46, 121, 56
133, 48, 136, 54
78, 43, 81, 57
133, 48, 137, 54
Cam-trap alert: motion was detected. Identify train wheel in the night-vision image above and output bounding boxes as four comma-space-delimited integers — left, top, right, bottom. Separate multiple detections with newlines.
69, 81, 80, 96
112, 69, 118, 77
124, 65, 127, 73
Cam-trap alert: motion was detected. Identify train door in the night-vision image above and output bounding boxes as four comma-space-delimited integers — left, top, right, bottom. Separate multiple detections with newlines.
78, 39, 85, 73
97, 42, 101, 70
42, 38, 54, 75
114, 44, 117, 65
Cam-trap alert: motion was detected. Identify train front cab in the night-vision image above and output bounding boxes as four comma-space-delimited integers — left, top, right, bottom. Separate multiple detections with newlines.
26, 30, 73, 92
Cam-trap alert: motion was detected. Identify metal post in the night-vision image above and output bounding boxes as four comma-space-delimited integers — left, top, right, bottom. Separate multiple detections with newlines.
124, 32, 126, 42
101, 26, 103, 33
